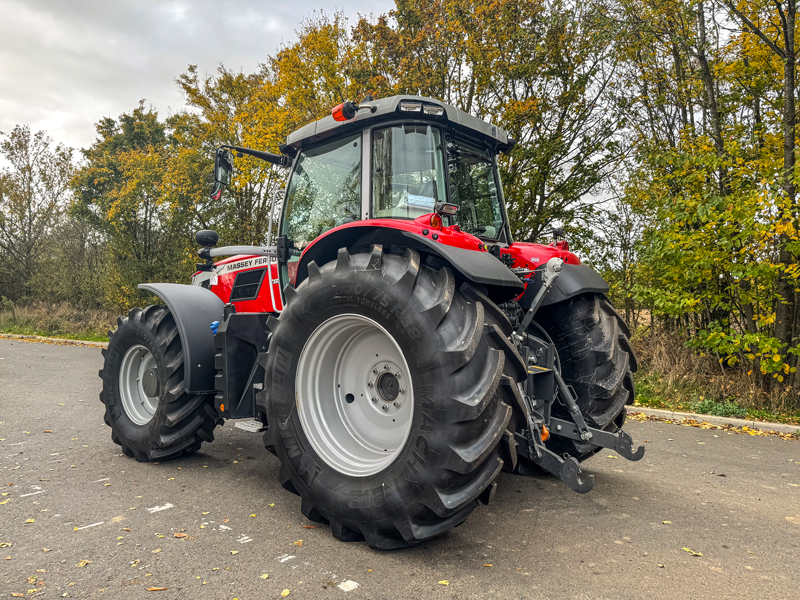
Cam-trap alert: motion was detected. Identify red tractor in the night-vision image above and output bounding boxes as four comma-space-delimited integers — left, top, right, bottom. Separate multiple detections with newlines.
99, 95, 643, 549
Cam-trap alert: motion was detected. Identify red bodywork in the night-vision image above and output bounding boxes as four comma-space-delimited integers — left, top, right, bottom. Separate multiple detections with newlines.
196, 214, 579, 313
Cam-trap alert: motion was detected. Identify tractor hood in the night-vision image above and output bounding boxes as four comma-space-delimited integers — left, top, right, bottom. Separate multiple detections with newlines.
285, 95, 514, 153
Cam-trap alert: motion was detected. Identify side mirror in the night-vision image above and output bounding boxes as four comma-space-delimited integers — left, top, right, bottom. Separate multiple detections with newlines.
552, 226, 566, 240
211, 148, 233, 200
196, 230, 219, 247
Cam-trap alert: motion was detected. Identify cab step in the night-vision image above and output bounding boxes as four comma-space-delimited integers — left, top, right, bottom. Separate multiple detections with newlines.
233, 419, 267, 433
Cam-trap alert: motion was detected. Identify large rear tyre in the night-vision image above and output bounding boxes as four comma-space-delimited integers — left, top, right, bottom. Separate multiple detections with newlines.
259, 246, 526, 549
535, 293, 637, 462
99, 305, 221, 461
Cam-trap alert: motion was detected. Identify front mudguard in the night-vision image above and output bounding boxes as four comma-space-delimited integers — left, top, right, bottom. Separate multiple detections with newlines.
138, 283, 223, 394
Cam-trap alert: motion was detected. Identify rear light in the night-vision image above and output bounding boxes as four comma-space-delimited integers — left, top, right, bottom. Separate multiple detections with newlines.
399, 101, 422, 112
423, 105, 444, 116
430, 214, 443, 230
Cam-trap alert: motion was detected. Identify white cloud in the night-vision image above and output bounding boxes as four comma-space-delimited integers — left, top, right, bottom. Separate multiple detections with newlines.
0, 0, 393, 149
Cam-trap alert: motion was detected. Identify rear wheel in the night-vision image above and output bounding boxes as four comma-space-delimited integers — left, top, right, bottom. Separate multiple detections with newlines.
535, 293, 637, 462
260, 245, 525, 549
99, 305, 221, 461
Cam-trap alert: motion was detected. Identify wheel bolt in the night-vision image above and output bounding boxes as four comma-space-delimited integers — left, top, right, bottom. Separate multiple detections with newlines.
395, 372, 401, 378
371, 396, 378, 403
399, 387, 405, 394
393, 401, 400, 407
384, 364, 391, 370
373, 368, 379, 374
368, 381, 374, 387
381, 404, 389, 411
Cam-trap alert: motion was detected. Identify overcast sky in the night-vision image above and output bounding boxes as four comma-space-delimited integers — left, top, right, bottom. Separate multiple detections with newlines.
0, 0, 395, 151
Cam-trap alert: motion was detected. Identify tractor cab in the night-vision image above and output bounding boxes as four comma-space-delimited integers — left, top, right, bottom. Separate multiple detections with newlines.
277, 96, 516, 287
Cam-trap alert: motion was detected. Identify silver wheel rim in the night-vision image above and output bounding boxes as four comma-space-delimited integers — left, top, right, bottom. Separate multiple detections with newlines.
119, 344, 159, 425
296, 314, 414, 477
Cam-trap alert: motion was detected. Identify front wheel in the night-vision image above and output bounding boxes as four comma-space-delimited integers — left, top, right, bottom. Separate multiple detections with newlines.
99, 305, 220, 461
260, 246, 525, 549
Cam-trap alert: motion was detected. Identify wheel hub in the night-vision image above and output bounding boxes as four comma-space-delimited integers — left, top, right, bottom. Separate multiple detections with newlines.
296, 314, 414, 477
119, 344, 159, 425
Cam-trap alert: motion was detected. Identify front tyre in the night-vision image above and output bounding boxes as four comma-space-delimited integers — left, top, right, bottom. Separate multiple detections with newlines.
99, 305, 220, 461
260, 246, 525, 549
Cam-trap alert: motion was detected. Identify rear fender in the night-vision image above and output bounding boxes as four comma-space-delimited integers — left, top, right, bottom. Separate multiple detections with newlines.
517, 263, 609, 309
138, 283, 224, 394
296, 225, 524, 304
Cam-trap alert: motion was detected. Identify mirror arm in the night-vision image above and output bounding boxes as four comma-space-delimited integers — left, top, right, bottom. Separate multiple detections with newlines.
221, 145, 289, 168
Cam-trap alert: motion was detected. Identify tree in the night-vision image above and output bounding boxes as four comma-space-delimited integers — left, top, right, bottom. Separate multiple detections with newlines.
0, 125, 74, 301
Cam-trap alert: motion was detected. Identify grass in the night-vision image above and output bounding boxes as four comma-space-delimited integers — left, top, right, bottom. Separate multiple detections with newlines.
0, 302, 116, 342
633, 358, 800, 426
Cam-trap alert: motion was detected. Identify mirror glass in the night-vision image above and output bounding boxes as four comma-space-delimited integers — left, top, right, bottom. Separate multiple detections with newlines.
214, 148, 233, 185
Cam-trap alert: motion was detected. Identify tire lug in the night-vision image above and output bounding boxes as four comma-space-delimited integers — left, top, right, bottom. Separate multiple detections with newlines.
393, 401, 399, 407
371, 396, 378, 403
399, 387, 405, 394
381, 404, 389, 411
368, 381, 374, 387
373, 368, 379, 374
395, 372, 401, 378
384, 364, 390, 370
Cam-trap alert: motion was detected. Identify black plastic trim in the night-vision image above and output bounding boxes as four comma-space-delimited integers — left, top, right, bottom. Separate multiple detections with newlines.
138, 283, 224, 393
518, 263, 609, 309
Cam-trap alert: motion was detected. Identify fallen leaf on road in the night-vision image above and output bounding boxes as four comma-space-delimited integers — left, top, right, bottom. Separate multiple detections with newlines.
11, 593, 23, 597
658, 564, 664, 568
230, 551, 238, 555
682, 547, 703, 557
151, 549, 162, 554
607, 455, 617, 459
260, 574, 269, 579
302, 525, 316, 529
281, 590, 290, 597
662, 521, 672, 524
123, 528, 131, 532
483, 563, 493, 567
41, 548, 50, 552
25, 519, 35, 524
146, 587, 167, 591
43, 430, 52, 433
3, 556, 10, 560
0, 543, 11, 548
174, 533, 188, 539
76, 559, 92, 567
202, 512, 210, 515
786, 516, 800, 525
439, 580, 449, 585
250, 514, 256, 517
293, 540, 303, 546
268, 503, 275, 507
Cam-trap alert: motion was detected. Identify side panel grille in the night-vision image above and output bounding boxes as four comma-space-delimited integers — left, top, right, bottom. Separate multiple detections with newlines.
230, 268, 267, 301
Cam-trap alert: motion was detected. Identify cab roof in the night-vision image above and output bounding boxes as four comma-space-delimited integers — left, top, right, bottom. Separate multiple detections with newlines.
285, 95, 513, 153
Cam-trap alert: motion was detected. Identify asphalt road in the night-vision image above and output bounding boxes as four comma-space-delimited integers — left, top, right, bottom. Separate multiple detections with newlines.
1, 339, 799, 600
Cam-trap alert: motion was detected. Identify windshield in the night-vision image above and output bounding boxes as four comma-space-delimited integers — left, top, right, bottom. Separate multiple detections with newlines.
448, 140, 504, 240
372, 124, 446, 219
281, 133, 361, 248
